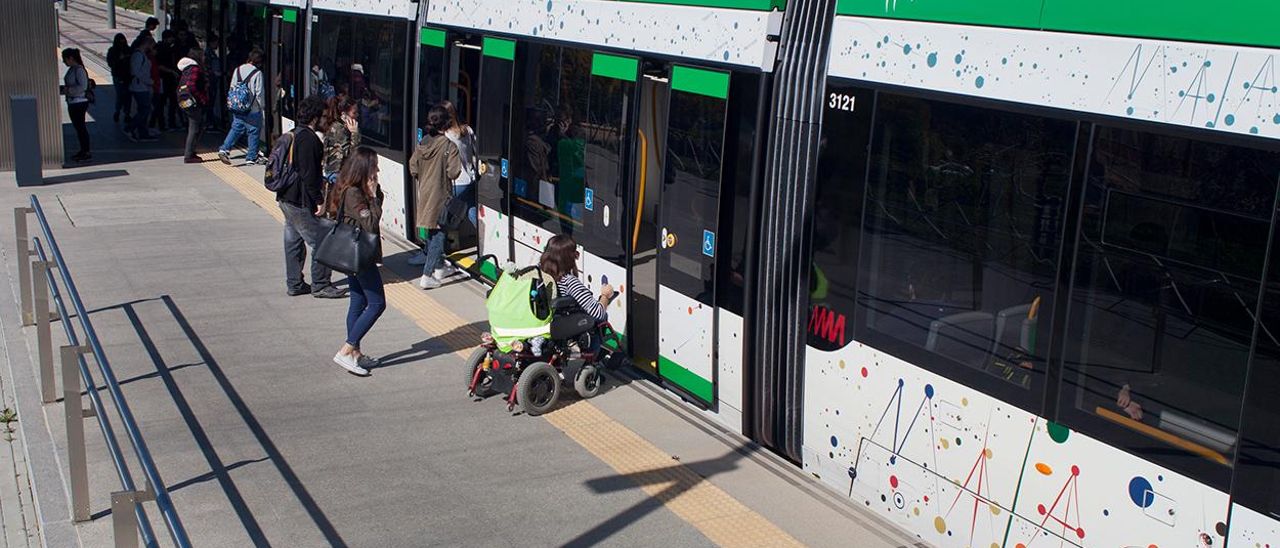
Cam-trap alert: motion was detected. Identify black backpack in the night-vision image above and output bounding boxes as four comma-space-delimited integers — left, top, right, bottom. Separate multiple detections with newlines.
264, 131, 300, 192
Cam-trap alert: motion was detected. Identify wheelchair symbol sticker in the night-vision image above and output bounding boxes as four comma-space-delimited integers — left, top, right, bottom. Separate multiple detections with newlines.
500, 158, 509, 178
702, 230, 715, 257
584, 188, 594, 211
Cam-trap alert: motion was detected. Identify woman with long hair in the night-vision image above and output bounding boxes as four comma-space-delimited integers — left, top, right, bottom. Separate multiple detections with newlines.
329, 146, 385, 377
60, 48, 92, 162
321, 94, 361, 188
409, 100, 480, 277
539, 235, 616, 353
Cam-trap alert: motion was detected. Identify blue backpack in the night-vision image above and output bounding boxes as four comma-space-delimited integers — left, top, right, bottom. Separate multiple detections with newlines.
226, 66, 259, 114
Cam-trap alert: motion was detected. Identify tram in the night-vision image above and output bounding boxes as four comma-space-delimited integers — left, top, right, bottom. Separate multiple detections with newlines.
172, 0, 1280, 545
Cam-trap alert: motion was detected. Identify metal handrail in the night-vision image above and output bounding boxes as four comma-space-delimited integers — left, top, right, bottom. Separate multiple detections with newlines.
27, 195, 192, 547
32, 237, 159, 547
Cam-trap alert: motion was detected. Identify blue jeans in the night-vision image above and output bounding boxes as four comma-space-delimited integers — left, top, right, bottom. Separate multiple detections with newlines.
129, 91, 152, 135
454, 182, 478, 227
220, 111, 262, 161
346, 267, 385, 347
421, 228, 446, 278
280, 201, 335, 292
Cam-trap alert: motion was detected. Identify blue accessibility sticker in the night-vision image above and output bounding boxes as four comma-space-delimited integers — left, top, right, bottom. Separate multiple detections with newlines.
702, 230, 715, 258
584, 188, 594, 211
500, 158, 509, 178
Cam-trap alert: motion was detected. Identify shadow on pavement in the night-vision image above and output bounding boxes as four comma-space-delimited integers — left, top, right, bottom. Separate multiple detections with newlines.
41, 169, 131, 184
567, 447, 753, 547
93, 295, 348, 547
374, 320, 487, 369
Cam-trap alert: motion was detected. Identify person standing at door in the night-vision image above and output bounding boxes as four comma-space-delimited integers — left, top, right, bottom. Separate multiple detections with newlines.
60, 49, 92, 162
106, 33, 133, 124
408, 106, 461, 290
218, 48, 265, 165
279, 96, 347, 300
153, 30, 182, 132
409, 100, 476, 276
127, 37, 157, 142
178, 49, 209, 164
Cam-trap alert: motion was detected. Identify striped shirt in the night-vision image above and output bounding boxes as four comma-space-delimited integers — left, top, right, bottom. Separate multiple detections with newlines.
557, 274, 606, 322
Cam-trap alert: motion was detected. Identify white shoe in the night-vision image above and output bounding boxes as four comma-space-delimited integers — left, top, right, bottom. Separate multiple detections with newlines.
407, 253, 428, 266
433, 264, 458, 281
418, 275, 441, 290
333, 352, 370, 376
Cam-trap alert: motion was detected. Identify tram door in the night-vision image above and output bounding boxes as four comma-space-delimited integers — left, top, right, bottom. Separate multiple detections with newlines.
474, 37, 516, 273
651, 65, 733, 407
267, 7, 302, 137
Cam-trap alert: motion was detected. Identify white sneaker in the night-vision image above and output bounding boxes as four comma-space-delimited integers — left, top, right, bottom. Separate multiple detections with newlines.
418, 275, 441, 290
433, 264, 458, 281
407, 253, 428, 266
333, 352, 370, 376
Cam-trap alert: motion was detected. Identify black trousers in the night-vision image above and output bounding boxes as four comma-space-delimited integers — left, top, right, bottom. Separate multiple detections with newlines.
68, 102, 90, 155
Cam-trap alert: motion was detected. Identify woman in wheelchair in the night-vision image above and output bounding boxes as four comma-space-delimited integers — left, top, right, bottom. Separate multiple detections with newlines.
539, 235, 616, 352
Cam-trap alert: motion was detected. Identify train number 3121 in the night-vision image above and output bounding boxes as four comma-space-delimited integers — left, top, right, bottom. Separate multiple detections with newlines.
828, 93, 856, 112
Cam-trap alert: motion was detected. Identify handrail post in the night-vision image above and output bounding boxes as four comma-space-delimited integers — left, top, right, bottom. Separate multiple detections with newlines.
111, 487, 153, 548
61, 344, 93, 522
14, 207, 34, 326
33, 260, 55, 403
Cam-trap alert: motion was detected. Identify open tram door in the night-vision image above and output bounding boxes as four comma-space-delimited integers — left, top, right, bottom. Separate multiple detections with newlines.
630, 62, 762, 423
267, 5, 304, 137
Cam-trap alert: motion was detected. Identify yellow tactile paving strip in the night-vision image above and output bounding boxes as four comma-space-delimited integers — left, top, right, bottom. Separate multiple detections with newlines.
196, 153, 802, 546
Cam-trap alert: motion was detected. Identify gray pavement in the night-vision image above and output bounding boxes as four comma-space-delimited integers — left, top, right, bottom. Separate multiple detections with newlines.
0, 2, 923, 546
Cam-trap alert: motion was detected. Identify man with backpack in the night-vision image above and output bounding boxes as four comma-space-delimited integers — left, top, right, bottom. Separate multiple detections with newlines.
177, 49, 208, 164
274, 96, 346, 299
217, 48, 265, 165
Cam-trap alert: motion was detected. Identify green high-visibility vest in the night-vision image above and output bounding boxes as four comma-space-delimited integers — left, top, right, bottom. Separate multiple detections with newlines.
486, 267, 555, 352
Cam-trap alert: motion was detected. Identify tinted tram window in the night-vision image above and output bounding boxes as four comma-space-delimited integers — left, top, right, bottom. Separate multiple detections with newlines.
579, 65, 633, 261
855, 93, 1075, 410
809, 83, 875, 350
1234, 236, 1280, 517
1060, 126, 1280, 489
511, 45, 592, 236
416, 38, 446, 132
661, 89, 727, 304
310, 13, 407, 151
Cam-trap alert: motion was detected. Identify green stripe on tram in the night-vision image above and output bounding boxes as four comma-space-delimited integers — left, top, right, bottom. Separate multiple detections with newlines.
659, 355, 714, 404
671, 65, 730, 99
281, 9, 298, 23
615, 0, 784, 10
591, 53, 639, 82
482, 37, 516, 61
420, 27, 446, 48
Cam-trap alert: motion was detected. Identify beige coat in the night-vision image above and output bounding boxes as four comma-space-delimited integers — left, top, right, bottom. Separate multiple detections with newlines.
409, 134, 461, 231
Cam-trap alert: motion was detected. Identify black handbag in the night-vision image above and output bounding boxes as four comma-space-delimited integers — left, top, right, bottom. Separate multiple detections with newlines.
314, 194, 379, 276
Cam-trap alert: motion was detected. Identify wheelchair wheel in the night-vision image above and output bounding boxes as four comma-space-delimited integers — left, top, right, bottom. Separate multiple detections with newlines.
465, 347, 495, 397
574, 365, 603, 399
517, 361, 560, 416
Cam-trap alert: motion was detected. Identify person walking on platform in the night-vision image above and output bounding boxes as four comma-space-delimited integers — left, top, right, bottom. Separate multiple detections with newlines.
279, 96, 347, 300
322, 95, 360, 189
60, 49, 92, 162
327, 147, 384, 377
218, 48, 265, 165
409, 106, 461, 290
177, 49, 208, 164
127, 37, 157, 142
106, 33, 132, 124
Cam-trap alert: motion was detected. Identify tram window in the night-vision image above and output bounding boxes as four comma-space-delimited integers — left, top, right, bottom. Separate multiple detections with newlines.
717, 72, 766, 317
580, 70, 633, 260
416, 41, 447, 133
474, 53, 512, 216
660, 90, 728, 305
309, 13, 407, 151
855, 93, 1075, 410
1060, 125, 1280, 489
511, 44, 592, 237
1233, 251, 1280, 517
809, 82, 875, 350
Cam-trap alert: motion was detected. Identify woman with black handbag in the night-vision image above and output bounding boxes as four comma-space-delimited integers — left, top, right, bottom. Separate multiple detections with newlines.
326, 147, 385, 377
